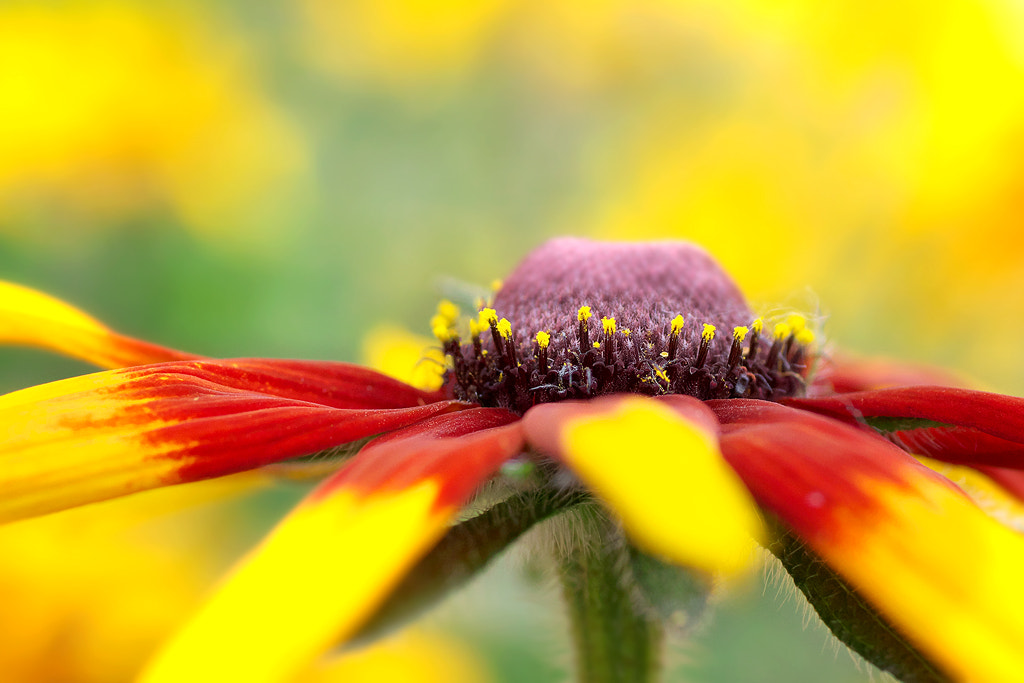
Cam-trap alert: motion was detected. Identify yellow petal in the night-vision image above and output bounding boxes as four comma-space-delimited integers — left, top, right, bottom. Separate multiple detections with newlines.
0, 280, 198, 368
297, 627, 492, 683
141, 410, 522, 682
141, 482, 452, 683
0, 361, 462, 523
524, 395, 763, 575
716, 401, 1024, 681
361, 324, 445, 392
825, 471, 1024, 682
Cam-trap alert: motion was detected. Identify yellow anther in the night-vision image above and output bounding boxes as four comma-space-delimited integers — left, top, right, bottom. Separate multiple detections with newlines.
577, 305, 592, 322
602, 316, 617, 335
796, 328, 816, 345
479, 308, 498, 327
621, 328, 631, 336
496, 318, 513, 339
701, 324, 716, 342
751, 318, 764, 334
434, 310, 457, 328
469, 318, 483, 338
786, 314, 807, 333
732, 326, 749, 342
436, 300, 459, 324
432, 322, 452, 342
593, 341, 601, 349
536, 331, 551, 349
659, 351, 669, 358
490, 279, 503, 292
670, 315, 685, 334
773, 322, 791, 340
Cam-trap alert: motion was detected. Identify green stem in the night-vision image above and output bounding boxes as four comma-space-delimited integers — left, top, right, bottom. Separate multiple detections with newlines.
558, 508, 663, 683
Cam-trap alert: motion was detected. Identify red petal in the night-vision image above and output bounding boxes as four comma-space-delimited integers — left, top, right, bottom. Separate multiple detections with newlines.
523, 395, 763, 574
315, 406, 524, 509
712, 400, 1024, 681
710, 400, 955, 540
142, 409, 523, 682
146, 358, 449, 410
810, 353, 968, 394
784, 387, 1024, 469
1, 360, 465, 522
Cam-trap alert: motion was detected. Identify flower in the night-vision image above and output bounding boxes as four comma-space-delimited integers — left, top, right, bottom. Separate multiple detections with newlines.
0, 3, 305, 238
4, 237, 1024, 682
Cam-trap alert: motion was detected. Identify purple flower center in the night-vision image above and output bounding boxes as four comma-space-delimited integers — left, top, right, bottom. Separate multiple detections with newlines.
437, 238, 813, 414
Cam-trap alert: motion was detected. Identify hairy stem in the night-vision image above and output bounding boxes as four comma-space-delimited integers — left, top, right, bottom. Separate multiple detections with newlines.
557, 508, 663, 683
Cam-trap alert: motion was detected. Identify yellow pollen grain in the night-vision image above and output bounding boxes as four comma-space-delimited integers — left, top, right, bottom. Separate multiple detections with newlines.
670, 315, 685, 334
577, 305, 592, 322
751, 317, 764, 334
701, 324, 716, 342
732, 326, 749, 342
654, 365, 670, 384
773, 322, 791, 340
535, 331, 551, 349
479, 308, 498, 327
786, 314, 807, 333
435, 300, 459, 325
796, 328, 816, 345
659, 351, 669, 358
468, 319, 482, 338
593, 341, 601, 349
602, 317, 616, 335
496, 318, 512, 340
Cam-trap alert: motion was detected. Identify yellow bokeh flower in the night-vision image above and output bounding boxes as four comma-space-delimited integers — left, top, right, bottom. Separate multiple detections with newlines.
0, 3, 305, 240
298, 0, 509, 86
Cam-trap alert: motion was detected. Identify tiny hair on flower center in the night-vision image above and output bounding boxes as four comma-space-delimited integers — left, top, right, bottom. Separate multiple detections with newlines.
432, 238, 816, 414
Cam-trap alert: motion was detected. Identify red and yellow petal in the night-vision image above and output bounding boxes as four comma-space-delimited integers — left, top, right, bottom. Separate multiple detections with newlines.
140, 408, 523, 683
0, 280, 200, 369
1, 359, 464, 523
523, 394, 763, 575
785, 386, 1024, 469
713, 400, 1024, 681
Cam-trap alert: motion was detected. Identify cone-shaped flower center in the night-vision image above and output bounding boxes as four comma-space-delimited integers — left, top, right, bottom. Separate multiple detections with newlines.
435, 238, 814, 414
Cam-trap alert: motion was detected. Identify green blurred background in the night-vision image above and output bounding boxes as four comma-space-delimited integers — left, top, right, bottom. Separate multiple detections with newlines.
3, 0, 1024, 681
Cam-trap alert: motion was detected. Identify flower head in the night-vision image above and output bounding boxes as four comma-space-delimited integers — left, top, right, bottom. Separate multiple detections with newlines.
3, 238, 1024, 682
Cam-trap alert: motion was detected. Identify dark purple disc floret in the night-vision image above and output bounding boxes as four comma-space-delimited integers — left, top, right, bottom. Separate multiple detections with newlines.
437, 238, 813, 414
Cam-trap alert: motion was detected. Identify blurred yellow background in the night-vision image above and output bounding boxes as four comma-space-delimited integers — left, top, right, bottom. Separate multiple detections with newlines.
2, 1, 1023, 681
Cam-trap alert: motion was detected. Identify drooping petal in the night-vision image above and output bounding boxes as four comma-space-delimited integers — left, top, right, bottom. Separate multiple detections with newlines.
0, 280, 200, 368
712, 399, 1024, 682
140, 408, 524, 683
522, 394, 764, 575
917, 458, 1024, 533
976, 466, 1024, 503
784, 387, 1024, 469
809, 353, 968, 395
0, 359, 464, 522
